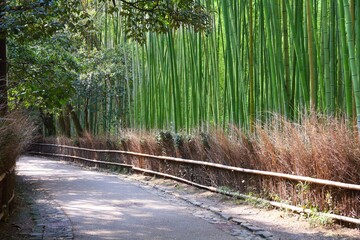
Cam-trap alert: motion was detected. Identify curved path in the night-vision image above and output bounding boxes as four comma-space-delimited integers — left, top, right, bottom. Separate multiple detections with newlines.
17, 156, 242, 240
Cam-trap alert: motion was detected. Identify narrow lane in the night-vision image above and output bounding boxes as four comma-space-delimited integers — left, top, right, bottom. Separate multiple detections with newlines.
17, 156, 239, 240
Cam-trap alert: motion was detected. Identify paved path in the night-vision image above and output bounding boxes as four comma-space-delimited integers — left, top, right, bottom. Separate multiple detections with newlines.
17, 156, 248, 240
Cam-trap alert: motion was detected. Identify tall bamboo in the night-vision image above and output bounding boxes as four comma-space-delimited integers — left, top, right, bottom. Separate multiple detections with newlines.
249, 0, 254, 131
71, 0, 360, 135
307, 0, 316, 111
343, 0, 360, 131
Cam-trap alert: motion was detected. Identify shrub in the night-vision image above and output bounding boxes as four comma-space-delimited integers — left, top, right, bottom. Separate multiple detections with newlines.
0, 112, 37, 173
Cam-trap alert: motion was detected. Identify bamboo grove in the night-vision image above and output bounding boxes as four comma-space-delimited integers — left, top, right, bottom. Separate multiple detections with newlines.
76, 0, 360, 135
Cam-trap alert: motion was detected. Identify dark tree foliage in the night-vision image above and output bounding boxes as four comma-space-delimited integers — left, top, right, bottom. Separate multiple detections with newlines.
0, 0, 81, 115
104, 0, 211, 43
3, 0, 210, 44
2, 0, 87, 41
8, 39, 78, 112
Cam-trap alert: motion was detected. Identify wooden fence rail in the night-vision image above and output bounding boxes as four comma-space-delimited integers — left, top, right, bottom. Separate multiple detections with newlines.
0, 164, 16, 221
31, 143, 360, 191
29, 143, 360, 225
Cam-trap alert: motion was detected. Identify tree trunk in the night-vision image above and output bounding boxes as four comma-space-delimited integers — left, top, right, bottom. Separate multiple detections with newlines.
0, 0, 7, 116
84, 98, 90, 132
40, 110, 56, 137
58, 114, 67, 136
63, 108, 71, 138
67, 104, 84, 137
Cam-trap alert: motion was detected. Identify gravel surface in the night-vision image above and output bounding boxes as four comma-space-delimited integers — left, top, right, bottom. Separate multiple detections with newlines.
0, 176, 35, 240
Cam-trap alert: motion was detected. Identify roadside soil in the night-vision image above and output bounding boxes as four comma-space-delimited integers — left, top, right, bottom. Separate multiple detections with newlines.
0, 175, 35, 240
126, 173, 360, 240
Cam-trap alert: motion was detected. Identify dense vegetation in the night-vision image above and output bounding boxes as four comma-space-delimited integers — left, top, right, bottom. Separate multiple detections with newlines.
131, 0, 360, 132
1, 0, 359, 136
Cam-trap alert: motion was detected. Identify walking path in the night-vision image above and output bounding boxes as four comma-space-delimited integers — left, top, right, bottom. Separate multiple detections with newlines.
17, 156, 264, 240
16, 156, 360, 240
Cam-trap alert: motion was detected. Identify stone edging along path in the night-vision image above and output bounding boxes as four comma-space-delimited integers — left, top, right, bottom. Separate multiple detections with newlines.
122, 173, 360, 240
134, 176, 274, 240
16, 175, 74, 240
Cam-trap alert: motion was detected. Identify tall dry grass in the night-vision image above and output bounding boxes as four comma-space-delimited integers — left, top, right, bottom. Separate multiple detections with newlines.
116, 115, 360, 217
255, 115, 360, 183
0, 112, 37, 218
43, 114, 360, 218
53, 114, 360, 184
0, 112, 37, 173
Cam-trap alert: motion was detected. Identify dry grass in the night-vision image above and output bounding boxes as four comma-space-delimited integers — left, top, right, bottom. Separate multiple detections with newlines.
255, 115, 360, 183
82, 116, 357, 178
122, 115, 359, 218
252, 115, 360, 218
42, 114, 360, 219
0, 112, 37, 173
0, 111, 37, 217
47, 114, 360, 184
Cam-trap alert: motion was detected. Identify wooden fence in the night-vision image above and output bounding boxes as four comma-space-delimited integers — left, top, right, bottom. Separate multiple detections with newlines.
29, 143, 360, 225
0, 164, 16, 221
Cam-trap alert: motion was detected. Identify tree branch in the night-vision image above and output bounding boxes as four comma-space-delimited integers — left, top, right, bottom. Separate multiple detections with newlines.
119, 0, 161, 13
7, 2, 48, 12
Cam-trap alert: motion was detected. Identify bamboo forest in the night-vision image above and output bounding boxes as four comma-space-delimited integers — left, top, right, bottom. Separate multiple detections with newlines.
0, 0, 358, 135
1, 0, 360, 231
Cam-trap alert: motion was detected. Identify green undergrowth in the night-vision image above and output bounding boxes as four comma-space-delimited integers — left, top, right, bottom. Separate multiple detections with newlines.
219, 184, 335, 227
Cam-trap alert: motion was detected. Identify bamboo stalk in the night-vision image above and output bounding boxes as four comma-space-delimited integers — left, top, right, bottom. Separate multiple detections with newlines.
343, 0, 360, 132
249, 0, 254, 131
282, 0, 292, 117
322, 0, 330, 114
329, 0, 336, 113
307, 0, 316, 110
338, 0, 353, 119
